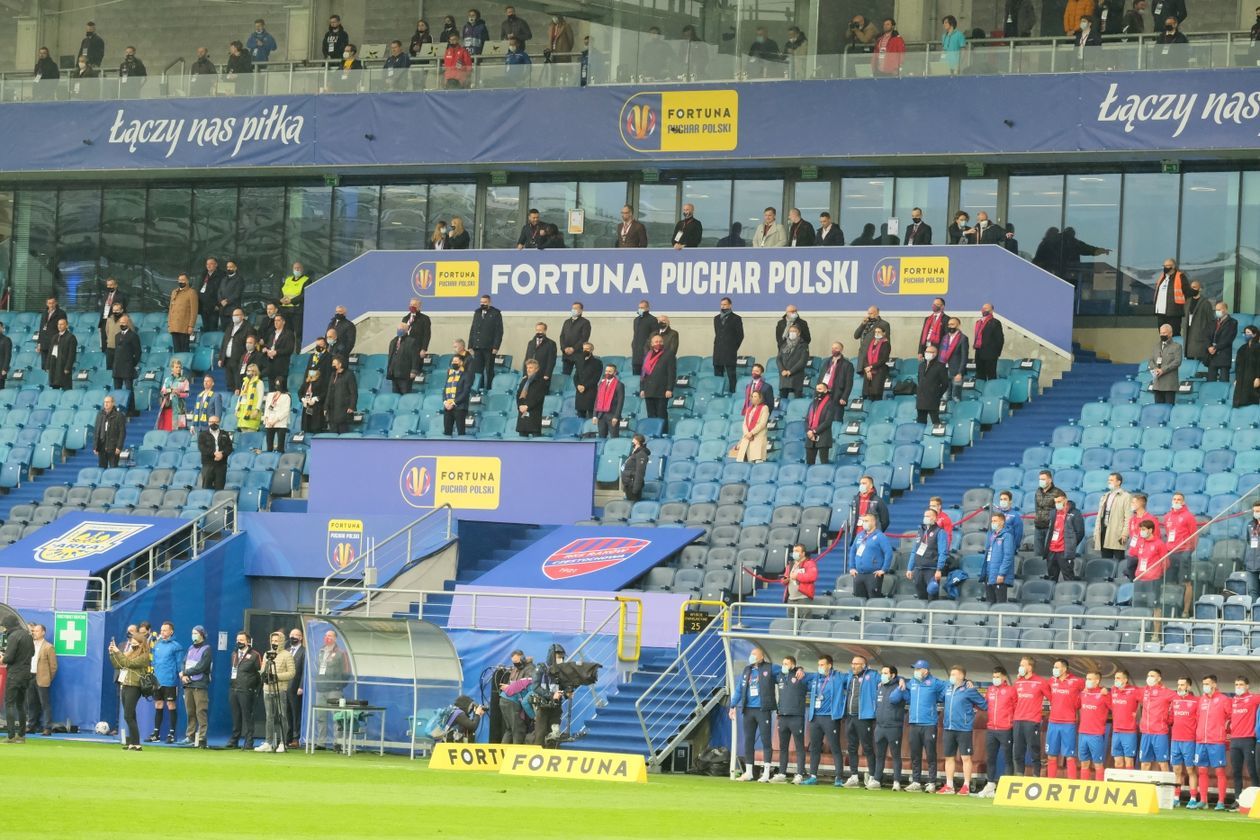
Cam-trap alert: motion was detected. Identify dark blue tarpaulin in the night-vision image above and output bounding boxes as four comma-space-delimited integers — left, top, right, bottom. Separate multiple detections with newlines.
0, 512, 187, 574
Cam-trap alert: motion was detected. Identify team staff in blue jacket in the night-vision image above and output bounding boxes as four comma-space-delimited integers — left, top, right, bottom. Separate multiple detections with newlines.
906, 659, 948, 791
848, 513, 894, 599
995, 490, 1025, 548
939, 666, 988, 795
803, 654, 844, 785
836, 653, 880, 788
770, 655, 809, 782
983, 512, 1017, 603
907, 507, 950, 600
872, 665, 909, 790
150, 621, 183, 743
730, 647, 779, 782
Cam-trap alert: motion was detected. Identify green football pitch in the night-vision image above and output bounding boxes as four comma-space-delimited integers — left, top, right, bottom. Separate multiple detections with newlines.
1, 739, 1255, 839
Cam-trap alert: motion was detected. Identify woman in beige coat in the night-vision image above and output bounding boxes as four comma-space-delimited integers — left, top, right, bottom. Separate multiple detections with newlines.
731, 390, 769, 463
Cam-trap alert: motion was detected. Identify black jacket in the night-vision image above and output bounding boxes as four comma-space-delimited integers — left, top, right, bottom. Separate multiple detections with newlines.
447, 230, 470, 249
403, 310, 431, 351
775, 316, 810, 347
269, 328, 296, 372
559, 316, 591, 360
1, 624, 34, 672
327, 314, 357, 355
847, 492, 890, 535
226, 52, 253, 75
515, 374, 547, 434
591, 374, 624, 417
468, 306, 504, 350
218, 271, 245, 312
120, 55, 148, 77
853, 317, 891, 361
516, 221, 544, 248
638, 349, 676, 398
1073, 26, 1103, 47
198, 267, 225, 316
34, 56, 60, 79
573, 356, 603, 412
287, 644, 305, 697
672, 217, 703, 247
0, 334, 11, 376
94, 407, 127, 453
220, 323, 256, 369
38, 306, 67, 354
916, 359, 950, 410
387, 334, 420, 380
940, 331, 969, 380
444, 367, 473, 409
962, 222, 1005, 245
1034, 484, 1060, 530
1151, 0, 1187, 24
818, 355, 855, 405
113, 328, 142, 380
904, 220, 933, 245
777, 341, 811, 390
918, 312, 950, 354
786, 219, 815, 247
712, 311, 744, 365
621, 445, 650, 498
631, 311, 659, 365
1042, 502, 1085, 559
80, 32, 105, 66
974, 317, 1005, 361
804, 395, 836, 448
198, 427, 233, 461
523, 335, 558, 379
323, 27, 350, 59
1206, 315, 1238, 370
50, 331, 78, 384
817, 224, 844, 246
326, 369, 358, 422
231, 647, 262, 692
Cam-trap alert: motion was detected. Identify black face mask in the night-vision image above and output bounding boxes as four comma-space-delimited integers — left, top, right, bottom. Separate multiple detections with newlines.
289, 638, 301, 646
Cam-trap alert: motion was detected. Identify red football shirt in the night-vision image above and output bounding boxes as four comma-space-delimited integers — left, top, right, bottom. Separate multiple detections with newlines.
1169, 695, 1199, 742
1015, 675, 1052, 722
1079, 687, 1111, 736
1110, 685, 1141, 733
1139, 685, 1176, 734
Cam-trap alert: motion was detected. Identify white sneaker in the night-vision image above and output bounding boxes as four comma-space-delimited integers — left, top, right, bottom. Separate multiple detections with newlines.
769, 773, 788, 784
892, 782, 903, 791
866, 778, 882, 790
758, 770, 773, 783
843, 775, 861, 788
276, 744, 286, 754
977, 782, 996, 798
737, 768, 755, 782
792, 774, 804, 785
904, 782, 923, 792
924, 783, 936, 793
253, 743, 273, 752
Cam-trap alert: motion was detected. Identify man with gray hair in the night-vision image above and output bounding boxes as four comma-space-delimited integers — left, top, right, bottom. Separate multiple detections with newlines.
1148, 323, 1182, 404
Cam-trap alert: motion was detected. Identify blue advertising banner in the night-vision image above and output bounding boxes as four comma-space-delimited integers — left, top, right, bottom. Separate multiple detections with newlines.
305, 245, 1074, 354
238, 512, 447, 578
0, 513, 187, 574
305, 438, 596, 523
468, 526, 702, 590
0, 70, 1257, 175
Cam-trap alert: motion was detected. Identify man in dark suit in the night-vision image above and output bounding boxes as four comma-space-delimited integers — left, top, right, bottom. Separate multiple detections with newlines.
93, 395, 127, 468
854, 306, 891, 362
516, 359, 548, 437
817, 212, 844, 246
742, 364, 776, 415
37, 297, 67, 372
916, 346, 951, 424
818, 342, 855, 417
775, 305, 811, 348
265, 314, 295, 381
324, 356, 357, 433
386, 328, 420, 394
217, 260, 246, 333
572, 343, 602, 419
918, 297, 949, 357
593, 362, 624, 438
559, 303, 591, 375
327, 306, 357, 356
515, 208, 544, 249
973, 303, 1005, 380
402, 299, 431, 352
1205, 302, 1238, 383
468, 294, 503, 391
442, 355, 473, 436
939, 317, 970, 401
672, 204, 703, 249
219, 308, 255, 392
198, 416, 232, 490
113, 315, 142, 417
786, 208, 816, 247
285, 628, 305, 748
48, 318, 77, 390
2, 615, 35, 743
523, 322, 558, 382
861, 326, 891, 400
804, 383, 836, 465
638, 334, 676, 433
630, 300, 659, 376
197, 257, 226, 331
961, 212, 1005, 245
713, 297, 744, 393
0, 320, 12, 390
904, 208, 933, 245
98, 278, 127, 352
655, 316, 680, 358
615, 205, 648, 247
256, 302, 280, 348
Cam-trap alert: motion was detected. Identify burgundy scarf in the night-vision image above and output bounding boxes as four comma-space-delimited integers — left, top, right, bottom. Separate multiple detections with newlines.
595, 376, 619, 413
642, 348, 663, 377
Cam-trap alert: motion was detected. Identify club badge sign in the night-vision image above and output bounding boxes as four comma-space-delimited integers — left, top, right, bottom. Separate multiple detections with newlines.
541, 537, 651, 581
326, 519, 364, 573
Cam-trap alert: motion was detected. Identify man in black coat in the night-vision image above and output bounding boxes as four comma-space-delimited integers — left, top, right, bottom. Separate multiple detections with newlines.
973, 304, 1005, 381
387, 328, 420, 394
255, 302, 280, 347
515, 359, 547, 437
804, 383, 837, 465
2, 615, 35, 743
572, 344, 602, 419
113, 317, 142, 417
217, 261, 246, 332
638, 334, 676, 433
48, 318, 78, 390
285, 629, 305, 748
621, 435, 650, 501
861, 327, 891, 400
327, 306, 357, 356
939, 317, 970, 401
468, 295, 503, 391
559, 303, 591, 375
93, 394, 127, 468
593, 362, 625, 438
1205, 302, 1238, 383
265, 314, 296, 381
775, 305, 811, 347
818, 342, 855, 416
523, 322, 558, 382
630, 301, 659, 375
442, 356, 473, 436
79, 21, 105, 66
916, 346, 951, 424
785, 208, 816, 247
961, 212, 1005, 245
672, 204, 703, 249
854, 306, 891, 362
198, 416, 232, 490
904, 208, 932, 245
516, 208, 544, 249
98, 277, 127, 352
197, 257, 225, 332
712, 297, 744, 393
817, 212, 844, 246
0, 321, 11, 390
324, 356, 357, 433
219, 308, 255, 392
402, 299, 431, 352
37, 297, 67, 372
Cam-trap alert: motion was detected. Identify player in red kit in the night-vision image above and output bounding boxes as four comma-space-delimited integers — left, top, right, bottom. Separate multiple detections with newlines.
1046, 658, 1084, 778
1109, 669, 1141, 769
1077, 671, 1111, 781
1228, 676, 1260, 811
1188, 675, 1232, 810
1130, 519, 1168, 610
1169, 677, 1199, 806
977, 666, 1018, 798
1013, 656, 1051, 777
1139, 668, 1175, 772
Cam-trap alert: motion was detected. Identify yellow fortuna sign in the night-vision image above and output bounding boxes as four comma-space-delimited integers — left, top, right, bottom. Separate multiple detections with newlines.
428, 744, 512, 770
499, 747, 648, 783
994, 776, 1159, 815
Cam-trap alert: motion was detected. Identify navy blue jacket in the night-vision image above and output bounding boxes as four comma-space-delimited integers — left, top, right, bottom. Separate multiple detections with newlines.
731, 661, 779, 711
874, 678, 909, 727
908, 523, 949, 572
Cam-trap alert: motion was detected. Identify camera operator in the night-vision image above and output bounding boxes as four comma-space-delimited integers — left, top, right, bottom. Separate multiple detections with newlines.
845, 15, 878, 53
2, 615, 35, 743
530, 644, 572, 748
228, 631, 262, 750
256, 631, 296, 753
498, 649, 536, 745
445, 695, 486, 743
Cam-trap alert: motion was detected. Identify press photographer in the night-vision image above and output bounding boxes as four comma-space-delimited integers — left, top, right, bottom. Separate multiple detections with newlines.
256, 631, 296, 753
496, 649, 535, 745
529, 644, 601, 748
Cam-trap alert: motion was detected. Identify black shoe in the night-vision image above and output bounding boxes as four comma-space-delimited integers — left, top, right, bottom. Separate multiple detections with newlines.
226, 740, 239, 750
166, 734, 175, 744
146, 732, 160, 742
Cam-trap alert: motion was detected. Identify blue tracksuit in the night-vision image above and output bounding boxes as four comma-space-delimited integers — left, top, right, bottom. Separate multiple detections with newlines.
982, 526, 1017, 584
731, 662, 781, 710
805, 669, 843, 721
907, 673, 948, 726
998, 504, 1025, 548
833, 667, 880, 720
152, 637, 184, 688
942, 681, 987, 731
849, 529, 894, 574
907, 525, 950, 572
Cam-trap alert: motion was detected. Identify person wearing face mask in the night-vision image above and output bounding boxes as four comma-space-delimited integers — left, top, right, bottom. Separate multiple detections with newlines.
558, 302, 591, 375
1168, 676, 1199, 805
671, 203, 703, 250
1071, 14, 1102, 68
177, 625, 212, 747
982, 512, 1016, 603
801, 385, 834, 466
847, 476, 890, 536
1045, 658, 1085, 780
801, 656, 843, 785
547, 14, 575, 64
732, 390, 770, 463
1043, 491, 1084, 583
816, 343, 853, 416
71, 53, 99, 98
1153, 258, 1187, 334
1076, 671, 1111, 782
767, 656, 809, 783
1012, 657, 1051, 777
256, 631, 297, 753
779, 544, 817, 603
591, 362, 623, 437
915, 343, 950, 424
935, 317, 967, 401
906, 660, 948, 791
621, 434, 651, 501
1243, 501, 1260, 576
976, 667, 1017, 798
219, 307, 255, 392
937, 666, 986, 795
917, 298, 948, 357
907, 507, 949, 600
500, 6, 533, 50
112, 314, 141, 417
746, 28, 781, 78
1107, 670, 1141, 771
107, 627, 150, 750
468, 295, 503, 391
45, 316, 76, 392
198, 414, 233, 490
639, 334, 676, 432
848, 513, 893, 599
861, 325, 891, 400
190, 377, 223, 434
947, 211, 970, 245
497, 650, 536, 745
994, 490, 1024, 548
774, 305, 810, 348
262, 377, 291, 454
835, 654, 880, 789
236, 363, 265, 432
1139, 669, 1175, 772
325, 305, 356, 357
279, 262, 310, 343
79, 20, 105, 67
264, 314, 295, 381
1148, 323, 1182, 404
462, 9, 490, 55
927, 497, 954, 542
167, 272, 198, 353
158, 358, 190, 431
1227, 677, 1259, 808
522, 322, 557, 384
961, 211, 1004, 245
1154, 15, 1188, 65
312, 630, 350, 749
1204, 302, 1237, 383
1094, 472, 1133, 560
98, 277, 127, 354
572, 342, 602, 419
441, 354, 473, 436
225, 632, 261, 750
400, 298, 429, 354
1233, 326, 1260, 408
1131, 519, 1169, 609
776, 323, 809, 399
516, 359, 547, 437
1189, 676, 1231, 810
972, 303, 1004, 381
1181, 281, 1212, 361
284, 629, 304, 749
730, 647, 778, 782
430, 219, 449, 250
870, 666, 908, 790
387, 326, 421, 395
1032, 470, 1060, 555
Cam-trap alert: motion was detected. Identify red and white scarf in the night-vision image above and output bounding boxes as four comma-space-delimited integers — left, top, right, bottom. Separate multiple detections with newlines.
595, 376, 619, 413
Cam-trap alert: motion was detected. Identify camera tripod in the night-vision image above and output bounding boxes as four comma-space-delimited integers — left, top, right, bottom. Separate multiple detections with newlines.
262, 652, 286, 750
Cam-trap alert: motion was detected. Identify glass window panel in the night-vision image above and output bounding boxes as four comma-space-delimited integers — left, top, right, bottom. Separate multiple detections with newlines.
56, 188, 102, 308
527, 182, 577, 236
1063, 174, 1121, 314
893, 177, 949, 245
483, 185, 521, 249
428, 183, 477, 246
574, 181, 628, 249
10, 190, 57, 310
379, 185, 429, 251
636, 184, 676, 250
1178, 171, 1238, 302
731, 179, 784, 244
958, 179, 998, 225
791, 182, 832, 231
145, 187, 192, 293
100, 188, 149, 308
1007, 176, 1063, 261
840, 177, 892, 245
331, 185, 380, 268
190, 187, 238, 266
285, 186, 332, 279
682, 179, 731, 247
237, 187, 285, 310
1238, 172, 1260, 314
1118, 173, 1179, 316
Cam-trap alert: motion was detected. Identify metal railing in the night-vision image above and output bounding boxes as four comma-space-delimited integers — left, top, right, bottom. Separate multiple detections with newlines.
104, 498, 237, 606
317, 505, 454, 610
635, 605, 731, 765
0, 572, 107, 611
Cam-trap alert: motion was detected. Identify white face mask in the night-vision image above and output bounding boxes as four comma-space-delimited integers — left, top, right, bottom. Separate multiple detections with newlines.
922, 516, 933, 526
950, 676, 962, 687
1086, 679, 1098, 689
992, 678, 1003, 687
817, 666, 829, 675
1038, 479, 1049, 489
1171, 502, 1183, 510
1146, 676, 1158, 687
1236, 687, 1247, 696
1052, 666, 1063, 678
792, 550, 803, 561
1114, 679, 1126, 689
1202, 684, 1214, 695
880, 674, 891, 685
998, 499, 1010, 510
924, 353, 936, 361
571, 309, 580, 317
1017, 665, 1028, 677
748, 653, 759, 665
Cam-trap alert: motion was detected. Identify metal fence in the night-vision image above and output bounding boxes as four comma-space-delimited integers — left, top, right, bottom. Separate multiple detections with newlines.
104, 498, 237, 606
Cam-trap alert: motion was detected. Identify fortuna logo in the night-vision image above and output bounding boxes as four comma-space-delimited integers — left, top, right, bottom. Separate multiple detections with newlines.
541, 537, 650, 580
414, 265, 434, 292
626, 104, 657, 140
34, 521, 152, 563
404, 464, 433, 498
876, 263, 897, 288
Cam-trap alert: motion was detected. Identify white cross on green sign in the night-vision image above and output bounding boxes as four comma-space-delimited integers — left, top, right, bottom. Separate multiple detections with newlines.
54, 611, 88, 657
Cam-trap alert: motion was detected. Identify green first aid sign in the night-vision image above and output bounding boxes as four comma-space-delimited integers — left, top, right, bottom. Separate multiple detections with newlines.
54, 611, 88, 657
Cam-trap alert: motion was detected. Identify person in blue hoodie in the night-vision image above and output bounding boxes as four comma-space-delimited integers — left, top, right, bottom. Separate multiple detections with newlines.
938, 665, 988, 795
983, 511, 1017, 603
872, 665, 909, 790
906, 659, 948, 791
462, 9, 490, 55
503, 35, 532, 85
802, 654, 843, 785
907, 506, 950, 600
769, 654, 809, 783
148, 620, 183, 743
848, 513, 894, 599
837, 653, 880, 788
729, 646, 779, 782
995, 489, 1025, 548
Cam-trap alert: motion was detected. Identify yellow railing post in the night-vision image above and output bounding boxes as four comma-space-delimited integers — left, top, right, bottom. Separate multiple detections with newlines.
615, 595, 643, 662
